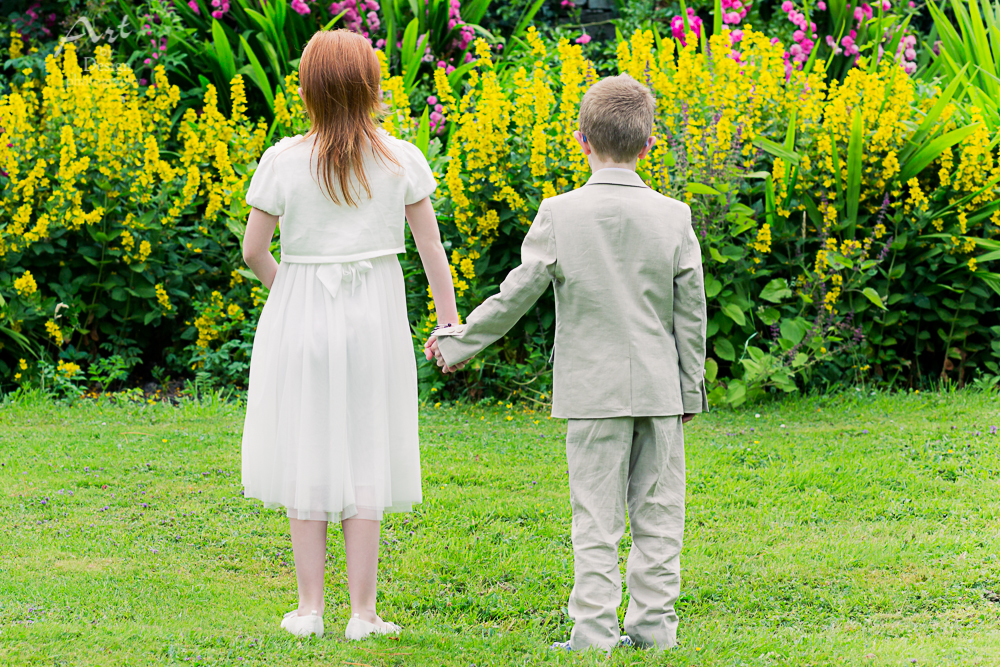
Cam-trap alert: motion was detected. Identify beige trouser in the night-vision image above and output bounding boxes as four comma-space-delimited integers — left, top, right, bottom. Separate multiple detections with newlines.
565, 416, 685, 652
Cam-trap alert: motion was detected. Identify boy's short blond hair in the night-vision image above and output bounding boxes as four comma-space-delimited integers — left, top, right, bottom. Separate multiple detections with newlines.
579, 74, 655, 163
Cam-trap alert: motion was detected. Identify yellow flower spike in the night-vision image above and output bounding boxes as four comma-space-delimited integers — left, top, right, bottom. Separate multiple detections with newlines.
14, 270, 37, 296
45, 320, 64, 346
155, 284, 173, 312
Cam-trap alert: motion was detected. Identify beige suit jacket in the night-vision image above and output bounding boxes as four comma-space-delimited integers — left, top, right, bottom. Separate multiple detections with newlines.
437, 168, 708, 419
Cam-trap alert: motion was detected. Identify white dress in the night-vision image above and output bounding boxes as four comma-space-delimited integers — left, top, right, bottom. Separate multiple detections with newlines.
241, 130, 436, 522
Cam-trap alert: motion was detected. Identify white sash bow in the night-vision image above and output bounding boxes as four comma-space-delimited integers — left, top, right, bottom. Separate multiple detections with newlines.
315, 260, 373, 299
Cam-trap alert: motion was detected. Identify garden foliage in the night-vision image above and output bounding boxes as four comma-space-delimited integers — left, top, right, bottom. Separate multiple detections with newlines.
2, 1, 1000, 404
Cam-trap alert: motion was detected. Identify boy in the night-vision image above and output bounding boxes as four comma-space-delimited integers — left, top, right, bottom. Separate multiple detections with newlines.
425, 74, 707, 652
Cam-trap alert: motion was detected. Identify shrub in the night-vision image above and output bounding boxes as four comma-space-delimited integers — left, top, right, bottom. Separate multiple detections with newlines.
0, 42, 271, 386
422, 29, 1000, 403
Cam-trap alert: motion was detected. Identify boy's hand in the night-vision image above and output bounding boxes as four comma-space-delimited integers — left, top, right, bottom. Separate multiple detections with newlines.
681, 414, 696, 424
424, 337, 468, 373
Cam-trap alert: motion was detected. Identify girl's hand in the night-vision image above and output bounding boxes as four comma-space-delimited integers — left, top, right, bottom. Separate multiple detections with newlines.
424, 336, 467, 373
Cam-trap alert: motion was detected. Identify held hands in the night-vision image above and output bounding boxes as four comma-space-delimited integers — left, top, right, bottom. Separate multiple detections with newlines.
423, 336, 468, 374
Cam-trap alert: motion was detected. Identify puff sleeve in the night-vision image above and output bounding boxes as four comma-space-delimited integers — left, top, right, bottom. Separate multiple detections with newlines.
245, 145, 285, 217
397, 140, 437, 205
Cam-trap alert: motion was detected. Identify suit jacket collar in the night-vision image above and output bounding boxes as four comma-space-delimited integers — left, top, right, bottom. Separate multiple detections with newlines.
585, 168, 649, 189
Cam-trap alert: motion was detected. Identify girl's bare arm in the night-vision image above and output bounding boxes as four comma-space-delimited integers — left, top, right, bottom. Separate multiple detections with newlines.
243, 207, 280, 289
405, 196, 460, 326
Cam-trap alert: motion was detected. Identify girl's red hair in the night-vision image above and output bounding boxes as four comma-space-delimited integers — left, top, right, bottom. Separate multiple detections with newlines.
298, 30, 398, 207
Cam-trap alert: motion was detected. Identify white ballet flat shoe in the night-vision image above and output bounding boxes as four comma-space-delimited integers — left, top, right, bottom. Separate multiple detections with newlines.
280, 609, 324, 638
344, 613, 401, 640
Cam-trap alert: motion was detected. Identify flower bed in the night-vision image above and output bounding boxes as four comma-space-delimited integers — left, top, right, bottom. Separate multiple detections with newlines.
2, 14, 999, 401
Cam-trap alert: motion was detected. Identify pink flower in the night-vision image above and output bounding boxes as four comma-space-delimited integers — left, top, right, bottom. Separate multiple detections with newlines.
427, 95, 438, 105
817, 0, 826, 8
575, 33, 591, 44
781, 1, 793, 11
671, 11, 703, 45
188, 0, 199, 11
446, 65, 456, 73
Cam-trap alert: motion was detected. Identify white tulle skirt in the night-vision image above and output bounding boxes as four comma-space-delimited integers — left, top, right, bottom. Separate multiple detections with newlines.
241, 253, 421, 522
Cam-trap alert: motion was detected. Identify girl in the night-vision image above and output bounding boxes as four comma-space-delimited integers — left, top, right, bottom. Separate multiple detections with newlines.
240, 30, 459, 640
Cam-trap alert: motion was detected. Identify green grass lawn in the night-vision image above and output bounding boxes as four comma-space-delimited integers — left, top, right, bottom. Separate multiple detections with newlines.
2, 390, 1000, 666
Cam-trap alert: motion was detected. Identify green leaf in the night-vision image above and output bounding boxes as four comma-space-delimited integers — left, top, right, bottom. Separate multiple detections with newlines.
239, 35, 274, 112
415, 106, 431, 157
511, 0, 546, 41
725, 380, 747, 407
784, 109, 797, 151
704, 273, 723, 298
862, 287, 887, 310
721, 302, 746, 326
401, 18, 423, 92
211, 19, 236, 83
714, 338, 736, 362
761, 307, 781, 325
236, 268, 258, 283
704, 357, 718, 383
709, 248, 729, 264
759, 278, 792, 303
226, 218, 246, 242
899, 64, 968, 163
780, 318, 807, 345
322, 9, 347, 30
828, 129, 844, 201
845, 107, 864, 234
752, 137, 802, 165
899, 123, 984, 182
686, 182, 721, 196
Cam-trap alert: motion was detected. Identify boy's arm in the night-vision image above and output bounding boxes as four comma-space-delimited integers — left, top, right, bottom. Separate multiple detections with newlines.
436, 202, 557, 368
674, 212, 709, 414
